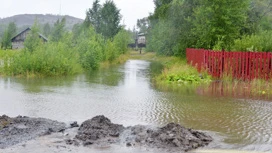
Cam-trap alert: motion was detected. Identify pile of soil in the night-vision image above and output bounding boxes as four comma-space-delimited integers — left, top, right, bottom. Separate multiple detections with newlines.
122, 123, 212, 152
0, 115, 66, 149
75, 115, 125, 146
71, 115, 213, 152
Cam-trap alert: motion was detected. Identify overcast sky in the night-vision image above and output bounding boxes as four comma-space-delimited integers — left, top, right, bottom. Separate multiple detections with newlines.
0, 0, 154, 29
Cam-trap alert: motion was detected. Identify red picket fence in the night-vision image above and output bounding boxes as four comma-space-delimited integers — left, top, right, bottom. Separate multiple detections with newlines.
186, 48, 272, 80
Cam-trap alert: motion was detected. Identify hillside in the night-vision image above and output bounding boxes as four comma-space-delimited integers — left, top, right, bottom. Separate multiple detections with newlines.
0, 14, 83, 36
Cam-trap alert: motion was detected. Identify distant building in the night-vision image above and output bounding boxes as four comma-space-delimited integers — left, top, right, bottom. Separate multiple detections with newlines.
137, 33, 146, 45
11, 27, 48, 50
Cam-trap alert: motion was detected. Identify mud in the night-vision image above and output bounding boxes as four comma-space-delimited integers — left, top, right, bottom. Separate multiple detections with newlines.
0, 115, 66, 149
75, 115, 125, 146
0, 115, 212, 152
121, 123, 212, 152
70, 115, 213, 152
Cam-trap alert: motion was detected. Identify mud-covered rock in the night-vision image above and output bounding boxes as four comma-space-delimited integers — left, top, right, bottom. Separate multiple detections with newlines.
75, 115, 125, 145
69, 121, 79, 128
0, 115, 66, 149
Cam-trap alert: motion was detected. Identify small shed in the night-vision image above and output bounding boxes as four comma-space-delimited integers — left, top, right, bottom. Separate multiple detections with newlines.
11, 27, 48, 50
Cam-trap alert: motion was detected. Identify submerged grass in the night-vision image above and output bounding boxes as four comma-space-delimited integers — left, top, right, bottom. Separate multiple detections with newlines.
201, 79, 272, 100
219, 69, 272, 97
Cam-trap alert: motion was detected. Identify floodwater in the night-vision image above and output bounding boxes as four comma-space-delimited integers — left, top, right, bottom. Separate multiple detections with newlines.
0, 60, 272, 152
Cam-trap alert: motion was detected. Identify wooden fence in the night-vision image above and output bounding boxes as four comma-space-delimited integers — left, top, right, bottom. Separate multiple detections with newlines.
186, 48, 272, 80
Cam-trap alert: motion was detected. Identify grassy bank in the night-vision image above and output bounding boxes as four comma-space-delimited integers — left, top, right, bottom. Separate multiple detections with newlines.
129, 50, 212, 88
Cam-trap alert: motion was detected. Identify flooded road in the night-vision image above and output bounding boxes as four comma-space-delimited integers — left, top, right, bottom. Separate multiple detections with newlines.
0, 60, 272, 152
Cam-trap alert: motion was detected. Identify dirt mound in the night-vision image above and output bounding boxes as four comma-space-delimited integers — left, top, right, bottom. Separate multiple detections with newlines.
122, 123, 212, 152
1, 115, 213, 152
72, 116, 212, 152
75, 115, 125, 145
0, 115, 66, 149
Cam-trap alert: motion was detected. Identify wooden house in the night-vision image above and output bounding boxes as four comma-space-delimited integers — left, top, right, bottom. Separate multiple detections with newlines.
11, 27, 48, 50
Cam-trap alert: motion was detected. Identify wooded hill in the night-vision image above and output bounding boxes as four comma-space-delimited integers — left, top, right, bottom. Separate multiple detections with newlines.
0, 14, 83, 36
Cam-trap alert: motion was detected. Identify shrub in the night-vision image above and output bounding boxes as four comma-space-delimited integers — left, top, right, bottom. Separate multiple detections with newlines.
6, 41, 81, 77
232, 31, 272, 52
113, 29, 130, 54
104, 40, 118, 62
78, 39, 103, 70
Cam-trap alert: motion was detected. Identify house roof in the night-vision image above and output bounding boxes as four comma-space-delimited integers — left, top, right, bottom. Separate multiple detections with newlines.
37, 32, 48, 41
138, 33, 146, 36
11, 27, 48, 42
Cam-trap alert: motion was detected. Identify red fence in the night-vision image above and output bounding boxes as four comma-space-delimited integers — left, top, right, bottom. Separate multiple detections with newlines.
186, 48, 272, 80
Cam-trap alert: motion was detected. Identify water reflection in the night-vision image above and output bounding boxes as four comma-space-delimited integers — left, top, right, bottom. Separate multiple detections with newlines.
0, 60, 272, 152
198, 81, 272, 101
84, 65, 123, 86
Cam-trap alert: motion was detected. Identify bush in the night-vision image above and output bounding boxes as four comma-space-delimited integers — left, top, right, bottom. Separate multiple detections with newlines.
1, 25, 131, 77
77, 38, 103, 70
232, 31, 272, 52
113, 29, 130, 54
104, 40, 118, 62
5, 41, 81, 77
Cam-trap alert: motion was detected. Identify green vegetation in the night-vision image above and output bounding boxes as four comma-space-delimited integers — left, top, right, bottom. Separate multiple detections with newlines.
144, 0, 272, 55
130, 0, 272, 92
129, 51, 211, 87
0, 0, 130, 77
5, 41, 81, 77
1, 22, 17, 49
232, 31, 272, 52
85, 0, 121, 39
156, 63, 211, 85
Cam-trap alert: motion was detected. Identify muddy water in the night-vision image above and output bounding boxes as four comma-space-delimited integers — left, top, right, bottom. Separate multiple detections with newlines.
0, 60, 272, 152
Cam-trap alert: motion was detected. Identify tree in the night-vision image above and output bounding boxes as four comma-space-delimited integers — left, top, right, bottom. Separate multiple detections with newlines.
85, 0, 101, 33
193, 0, 249, 50
244, 0, 272, 34
147, 0, 200, 56
43, 23, 51, 37
24, 21, 42, 52
100, 0, 122, 38
149, 0, 173, 24
137, 18, 149, 33
51, 18, 66, 42
1, 22, 17, 49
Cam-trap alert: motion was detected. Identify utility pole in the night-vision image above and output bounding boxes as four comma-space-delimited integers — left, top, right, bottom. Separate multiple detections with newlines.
59, 0, 62, 16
